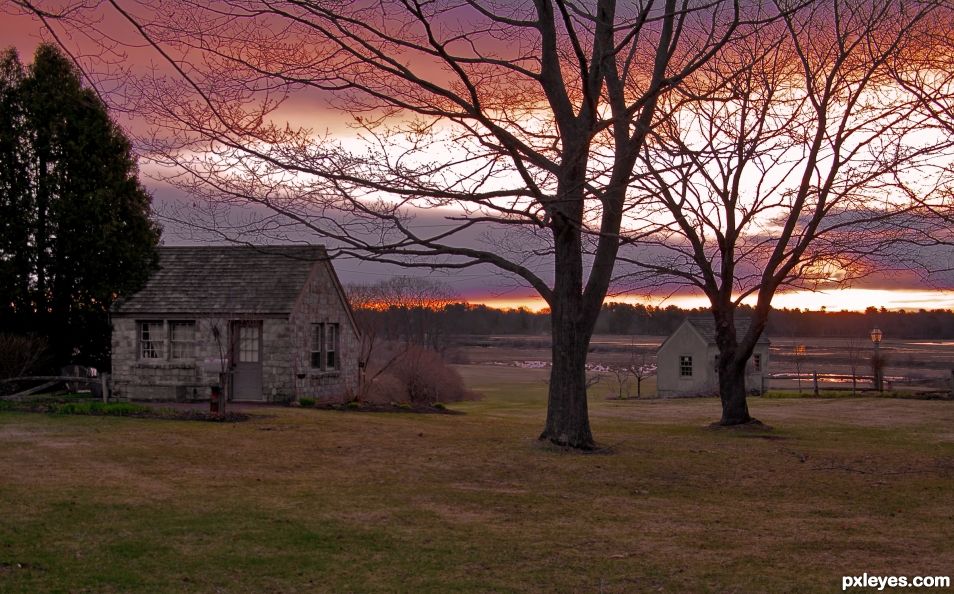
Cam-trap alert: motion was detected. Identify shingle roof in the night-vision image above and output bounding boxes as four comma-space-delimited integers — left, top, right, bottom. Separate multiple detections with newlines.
112, 245, 327, 315
686, 315, 770, 345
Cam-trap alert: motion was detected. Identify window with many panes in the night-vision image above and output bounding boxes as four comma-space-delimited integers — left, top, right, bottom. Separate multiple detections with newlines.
238, 324, 260, 362
679, 355, 693, 377
311, 322, 340, 370
139, 321, 164, 359
753, 353, 762, 372
169, 321, 196, 359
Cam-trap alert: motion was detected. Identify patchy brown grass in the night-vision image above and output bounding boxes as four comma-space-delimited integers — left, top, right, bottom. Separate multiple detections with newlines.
0, 364, 952, 592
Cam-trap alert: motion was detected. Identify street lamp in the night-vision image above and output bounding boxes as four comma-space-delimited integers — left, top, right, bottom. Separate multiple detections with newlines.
870, 327, 883, 392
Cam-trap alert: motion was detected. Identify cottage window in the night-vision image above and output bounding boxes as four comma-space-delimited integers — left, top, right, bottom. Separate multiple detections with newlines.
311, 323, 324, 368
169, 321, 196, 359
753, 353, 762, 372
326, 323, 339, 370
679, 355, 693, 377
139, 321, 164, 359
310, 322, 340, 370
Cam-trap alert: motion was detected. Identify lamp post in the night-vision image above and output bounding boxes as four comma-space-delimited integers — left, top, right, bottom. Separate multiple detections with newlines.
870, 327, 883, 392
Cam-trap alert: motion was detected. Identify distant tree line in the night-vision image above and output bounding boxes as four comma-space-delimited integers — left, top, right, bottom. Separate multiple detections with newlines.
353, 300, 954, 341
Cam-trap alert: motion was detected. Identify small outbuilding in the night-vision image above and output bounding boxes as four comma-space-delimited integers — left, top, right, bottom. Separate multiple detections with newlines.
656, 316, 770, 398
110, 245, 359, 403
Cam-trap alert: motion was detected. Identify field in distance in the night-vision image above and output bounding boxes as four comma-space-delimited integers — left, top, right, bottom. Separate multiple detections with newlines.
454, 334, 954, 394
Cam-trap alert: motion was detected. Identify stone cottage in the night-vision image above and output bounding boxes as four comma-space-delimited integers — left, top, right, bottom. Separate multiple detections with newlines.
110, 245, 359, 402
656, 316, 770, 398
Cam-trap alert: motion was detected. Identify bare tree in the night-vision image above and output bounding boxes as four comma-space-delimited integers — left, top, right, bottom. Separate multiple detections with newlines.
611, 342, 656, 399
620, 0, 954, 425
15, 0, 767, 448
632, 356, 656, 399
793, 344, 806, 393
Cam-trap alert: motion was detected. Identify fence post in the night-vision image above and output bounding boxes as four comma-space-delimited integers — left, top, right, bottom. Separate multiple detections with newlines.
813, 371, 819, 396
101, 373, 109, 403
950, 369, 953, 399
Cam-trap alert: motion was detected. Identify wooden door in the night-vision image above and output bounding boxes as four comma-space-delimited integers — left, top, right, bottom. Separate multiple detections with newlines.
231, 321, 264, 401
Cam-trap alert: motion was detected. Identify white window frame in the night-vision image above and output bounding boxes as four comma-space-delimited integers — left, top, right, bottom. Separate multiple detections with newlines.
169, 321, 197, 360
139, 320, 165, 360
679, 355, 693, 378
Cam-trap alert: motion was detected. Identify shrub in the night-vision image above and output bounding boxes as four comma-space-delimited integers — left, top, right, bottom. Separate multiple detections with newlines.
299, 398, 316, 407
390, 346, 472, 405
365, 375, 405, 404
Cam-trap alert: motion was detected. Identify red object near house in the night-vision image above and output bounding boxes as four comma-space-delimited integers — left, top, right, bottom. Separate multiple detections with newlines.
210, 385, 222, 414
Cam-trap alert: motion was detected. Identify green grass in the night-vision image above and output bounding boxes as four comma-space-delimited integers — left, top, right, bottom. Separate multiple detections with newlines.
1, 364, 952, 592
48, 402, 151, 416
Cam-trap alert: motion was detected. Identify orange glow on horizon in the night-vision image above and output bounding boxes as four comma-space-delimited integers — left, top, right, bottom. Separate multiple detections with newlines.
468, 288, 954, 313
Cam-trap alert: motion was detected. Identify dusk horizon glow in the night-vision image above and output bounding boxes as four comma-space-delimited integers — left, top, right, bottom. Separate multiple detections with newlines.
467, 288, 954, 313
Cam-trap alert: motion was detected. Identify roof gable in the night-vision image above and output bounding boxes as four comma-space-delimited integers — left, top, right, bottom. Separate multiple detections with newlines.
112, 245, 328, 315
657, 318, 708, 353
684, 315, 771, 345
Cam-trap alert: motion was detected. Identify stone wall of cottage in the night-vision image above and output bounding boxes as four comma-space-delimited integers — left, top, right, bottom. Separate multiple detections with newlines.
288, 263, 360, 402
111, 316, 295, 402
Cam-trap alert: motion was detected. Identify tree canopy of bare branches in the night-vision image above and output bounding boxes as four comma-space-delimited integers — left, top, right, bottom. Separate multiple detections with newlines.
621, 0, 954, 424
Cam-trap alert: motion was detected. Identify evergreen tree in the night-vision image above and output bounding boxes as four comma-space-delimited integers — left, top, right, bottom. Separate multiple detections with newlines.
0, 49, 32, 330
0, 44, 160, 370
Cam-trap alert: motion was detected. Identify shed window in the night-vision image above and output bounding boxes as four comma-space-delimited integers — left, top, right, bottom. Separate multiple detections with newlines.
139, 321, 164, 359
753, 353, 762, 372
679, 355, 693, 377
169, 321, 196, 359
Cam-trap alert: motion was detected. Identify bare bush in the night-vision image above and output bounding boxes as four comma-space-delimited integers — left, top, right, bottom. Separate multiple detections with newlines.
0, 334, 49, 379
365, 346, 473, 405
393, 347, 472, 405
363, 374, 406, 405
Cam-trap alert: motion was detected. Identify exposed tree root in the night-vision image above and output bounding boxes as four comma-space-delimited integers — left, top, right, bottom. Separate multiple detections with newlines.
707, 418, 774, 431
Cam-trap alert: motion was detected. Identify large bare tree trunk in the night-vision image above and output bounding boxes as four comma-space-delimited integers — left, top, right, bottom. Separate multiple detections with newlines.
718, 358, 752, 425
541, 293, 594, 449
712, 307, 764, 426
539, 188, 596, 450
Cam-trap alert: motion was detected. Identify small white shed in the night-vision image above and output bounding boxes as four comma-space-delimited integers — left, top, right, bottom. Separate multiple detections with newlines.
656, 317, 770, 398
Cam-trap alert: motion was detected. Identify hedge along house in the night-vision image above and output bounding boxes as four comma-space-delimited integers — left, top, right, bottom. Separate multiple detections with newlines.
110, 246, 359, 402
656, 317, 770, 398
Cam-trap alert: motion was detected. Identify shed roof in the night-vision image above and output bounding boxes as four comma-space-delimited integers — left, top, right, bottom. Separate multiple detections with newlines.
112, 245, 328, 315
684, 316, 771, 345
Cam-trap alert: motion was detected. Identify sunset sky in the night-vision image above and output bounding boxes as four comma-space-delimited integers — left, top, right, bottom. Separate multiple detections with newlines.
3, 4, 953, 313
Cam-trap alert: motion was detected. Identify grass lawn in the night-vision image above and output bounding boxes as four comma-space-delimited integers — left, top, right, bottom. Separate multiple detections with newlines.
1, 364, 952, 593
